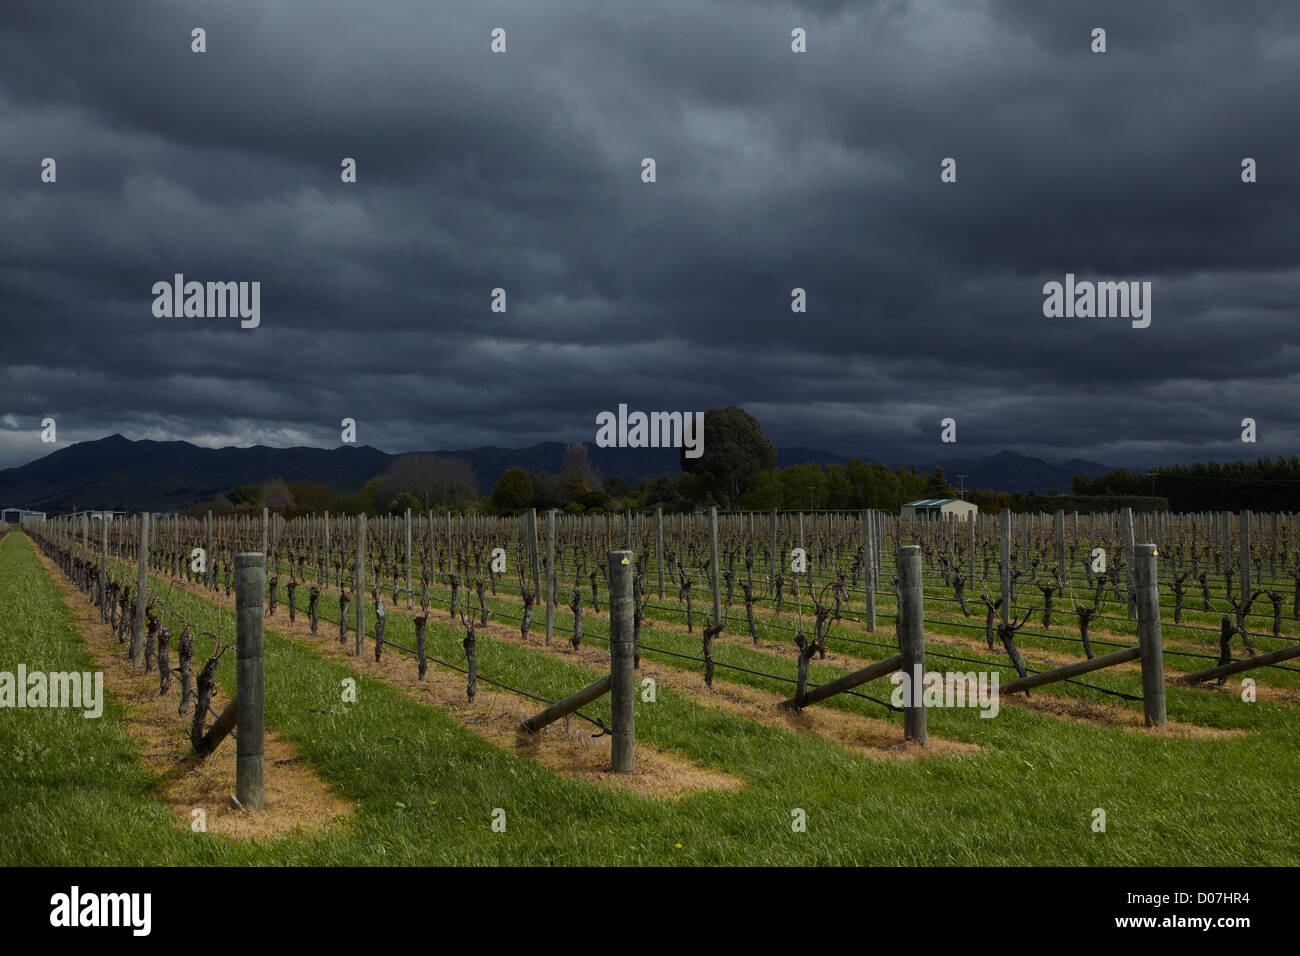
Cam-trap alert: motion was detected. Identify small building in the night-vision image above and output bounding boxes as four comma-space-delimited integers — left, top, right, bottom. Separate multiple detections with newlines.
901, 498, 978, 521
1, 507, 46, 524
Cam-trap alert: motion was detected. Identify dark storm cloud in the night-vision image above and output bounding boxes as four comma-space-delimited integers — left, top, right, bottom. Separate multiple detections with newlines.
1, 0, 1298, 474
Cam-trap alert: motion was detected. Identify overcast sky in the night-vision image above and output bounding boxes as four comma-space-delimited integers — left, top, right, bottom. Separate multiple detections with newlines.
2, 0, 1298, 473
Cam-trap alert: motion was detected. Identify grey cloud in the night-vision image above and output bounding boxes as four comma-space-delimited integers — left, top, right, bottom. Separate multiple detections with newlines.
1, 0, 1297, 473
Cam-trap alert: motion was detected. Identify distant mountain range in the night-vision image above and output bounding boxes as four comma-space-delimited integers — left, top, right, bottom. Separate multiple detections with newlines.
927, 450, 1115, 497
0, 436, 686, 511
0, 434, 1117, 512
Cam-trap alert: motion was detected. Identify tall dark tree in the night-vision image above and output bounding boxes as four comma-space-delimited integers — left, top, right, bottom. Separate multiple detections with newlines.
228, 484, 263, 506
491, 467, 534, 513
680, 406, 777, 508
921, 466, 956, 498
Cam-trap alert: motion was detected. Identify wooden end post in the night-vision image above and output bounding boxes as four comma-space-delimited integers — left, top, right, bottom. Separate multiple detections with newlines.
609, 549, 635, 773
898, 544, 927, 745
1135, 543, 1167, 728
235, 552, 265, 809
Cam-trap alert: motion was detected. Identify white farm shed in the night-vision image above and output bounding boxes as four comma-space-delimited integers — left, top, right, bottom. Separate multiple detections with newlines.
901, 498, 979, 520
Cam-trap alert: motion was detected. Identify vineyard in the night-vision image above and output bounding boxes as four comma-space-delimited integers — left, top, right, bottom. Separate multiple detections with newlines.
6, 506, 1300, 865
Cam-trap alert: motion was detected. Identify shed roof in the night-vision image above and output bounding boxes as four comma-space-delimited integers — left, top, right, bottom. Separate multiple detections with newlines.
904, 498, 966, 507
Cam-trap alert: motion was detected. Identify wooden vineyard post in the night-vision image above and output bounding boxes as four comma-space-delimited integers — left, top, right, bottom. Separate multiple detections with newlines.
863, 509, 876, 632
769, 507, 778, 592
99, 511, 108, 609
1240, 509, 1251, 600
544, 509, 556, 645
946, 514, 955, 582
897, 544, 927, 746
1135, 543, 1167, 728
355, 515, 366, 656
130, 512, 150, 667
201, 511, 208, 588
235, 552, 266, 809
1000, 510, 1011, 628
518, 549, 635, 762
708, 506, 722, 631
528, 507, 541, 597
1054, 509, 1066, 590
1122, 508, 1137, 620
1088, 512, 1094, 571
521, 509, 531, 595
609, 549, 635, 773
405, 507, 413, 610
1271, 512, 1278, 579
655, 506, 664, 600
446, 512, 453, 569
261, 506, 268, 558
323, 511, 331, 588
967, 512, 976, 594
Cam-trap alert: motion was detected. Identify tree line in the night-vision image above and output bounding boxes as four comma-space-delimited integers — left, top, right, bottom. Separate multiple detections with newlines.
1072, 457, 1300, 511
190, 407, 1281, 519
191, 407, 977, 517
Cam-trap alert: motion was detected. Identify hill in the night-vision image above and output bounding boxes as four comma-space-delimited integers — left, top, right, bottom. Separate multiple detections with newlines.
0, 436, 1117, 511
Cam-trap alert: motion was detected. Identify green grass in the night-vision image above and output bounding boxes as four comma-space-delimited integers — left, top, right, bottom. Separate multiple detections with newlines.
9, 529, 1300, 865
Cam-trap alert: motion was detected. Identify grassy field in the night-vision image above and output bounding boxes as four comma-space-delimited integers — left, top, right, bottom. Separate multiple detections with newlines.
7, 527, 1300, 866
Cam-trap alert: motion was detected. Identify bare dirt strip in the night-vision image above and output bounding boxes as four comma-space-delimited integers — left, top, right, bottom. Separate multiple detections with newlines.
35, 545, 353, 841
